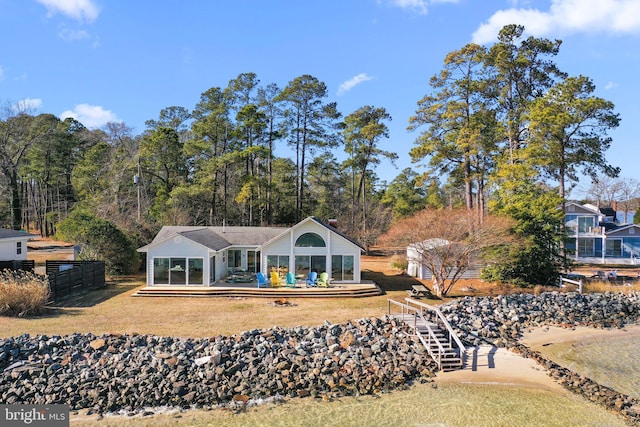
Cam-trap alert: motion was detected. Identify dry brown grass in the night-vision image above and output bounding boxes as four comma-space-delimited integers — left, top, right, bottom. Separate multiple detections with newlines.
0, 253, 453, 338
0, 270, 51, 317
6, 249, 636, 339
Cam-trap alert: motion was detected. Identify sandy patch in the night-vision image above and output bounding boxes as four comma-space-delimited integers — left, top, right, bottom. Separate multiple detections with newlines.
435, 324, 640, 393
435, 345, 567, 393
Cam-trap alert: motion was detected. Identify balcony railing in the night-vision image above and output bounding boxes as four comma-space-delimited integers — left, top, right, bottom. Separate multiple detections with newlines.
566, 226, 603, 236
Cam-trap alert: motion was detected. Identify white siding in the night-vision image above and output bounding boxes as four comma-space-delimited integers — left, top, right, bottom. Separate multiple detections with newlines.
143, 218, 364, 285
262, 221, 362, 282
0, 238, 28, 261
146, 236, 211, 286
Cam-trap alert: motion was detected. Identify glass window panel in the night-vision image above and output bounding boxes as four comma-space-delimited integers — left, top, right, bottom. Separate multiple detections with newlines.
267, 255, 278, 273
170, 258, 186, 285
311, 256, 326, 274
578, 239, 594, 256
295, 233, 326, 247
153, 258, 169, 284
295, 256, 310, 277
332, 255, 343, 281
279, 255, 289, 272
606, 240, 622, 257
188, 258, 203, 285
344, 256, 354, 281
247, 250, 260, 273
227, 250, 241, 268
578, 217, 594, 233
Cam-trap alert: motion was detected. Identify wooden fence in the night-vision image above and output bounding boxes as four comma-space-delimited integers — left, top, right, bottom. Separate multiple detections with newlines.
0, 260, 35, 272
45, 260, 106, 300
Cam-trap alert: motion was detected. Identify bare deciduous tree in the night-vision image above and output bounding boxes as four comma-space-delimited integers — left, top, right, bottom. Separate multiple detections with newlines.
380, 208, 515, 297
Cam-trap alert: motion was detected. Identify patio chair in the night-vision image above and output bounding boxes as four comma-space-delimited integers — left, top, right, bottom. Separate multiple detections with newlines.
285, 272, 297, 288
256, 272, 269, 288
305, 271, 318, 287
270, 271, 282, 287
317, 272, 331, 287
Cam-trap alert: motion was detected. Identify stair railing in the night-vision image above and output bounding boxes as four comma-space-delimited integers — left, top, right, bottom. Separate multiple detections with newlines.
388, 299, 448, 370
405, 298, 466, 354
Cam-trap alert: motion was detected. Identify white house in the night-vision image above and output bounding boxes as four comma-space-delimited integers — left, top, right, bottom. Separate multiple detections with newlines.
407, 238, 481, 280
407, 239, 449, 279
0, 228, 36, 261
137, 217, 365, 286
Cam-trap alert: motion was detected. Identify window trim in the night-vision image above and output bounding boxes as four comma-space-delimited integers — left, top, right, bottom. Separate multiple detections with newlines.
153, 256, 204, 285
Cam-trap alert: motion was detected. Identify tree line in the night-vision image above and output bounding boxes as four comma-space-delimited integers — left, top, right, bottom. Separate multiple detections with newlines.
0, 25, 631, 283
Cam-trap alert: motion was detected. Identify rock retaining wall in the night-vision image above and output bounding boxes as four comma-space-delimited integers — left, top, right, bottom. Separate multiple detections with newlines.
0, 318, 437, 414
436, 291, 640, 347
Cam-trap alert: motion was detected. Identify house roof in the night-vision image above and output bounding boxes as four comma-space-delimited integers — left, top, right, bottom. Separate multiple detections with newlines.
138, 224, 287, 252
606, 224, 640, 236
599, 207, 616, 217
565, 202, 600, 215
0, 228, 37, 240
408, 238, 451, 250
138, 217, 365, 253
178, 228, 232, 251
309, 217, 366, 251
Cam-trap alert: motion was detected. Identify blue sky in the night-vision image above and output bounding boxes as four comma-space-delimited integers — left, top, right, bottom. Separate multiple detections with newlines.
2, 0, 640, 193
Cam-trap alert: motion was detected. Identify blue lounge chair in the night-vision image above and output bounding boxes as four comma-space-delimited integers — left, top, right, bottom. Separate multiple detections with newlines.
306, 271, 318, 287
256, 272, 269, 288
285, 272, 297, 288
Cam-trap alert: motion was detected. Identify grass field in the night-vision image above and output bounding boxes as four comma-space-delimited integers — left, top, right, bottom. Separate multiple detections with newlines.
2, 254, 446, 338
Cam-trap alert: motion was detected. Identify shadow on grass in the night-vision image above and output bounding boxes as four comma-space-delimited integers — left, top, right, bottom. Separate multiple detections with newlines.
362, 270, 427, 292
49, 282, 139, 309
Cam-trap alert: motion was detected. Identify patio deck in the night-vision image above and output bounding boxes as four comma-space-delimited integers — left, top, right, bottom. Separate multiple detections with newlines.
132, 280, 383, 298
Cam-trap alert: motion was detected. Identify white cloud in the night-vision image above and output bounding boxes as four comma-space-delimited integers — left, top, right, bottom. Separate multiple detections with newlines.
36, 0, 100, 22
337, 73, 375, 96
0, 66, 4, 81
14, 98, 43, 111
472, 0, 640, 44
58, 28, 90, 42
605, 81, 618, 90
387, 0, 459, 14
388, 0, 428, 15
60, 104, 119, 128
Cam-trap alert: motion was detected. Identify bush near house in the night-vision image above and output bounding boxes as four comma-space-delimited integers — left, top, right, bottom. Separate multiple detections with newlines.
55, 210, 140, 275
0, 270, 50, 317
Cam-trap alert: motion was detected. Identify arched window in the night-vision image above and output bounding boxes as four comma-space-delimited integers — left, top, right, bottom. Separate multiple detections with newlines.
295, 232, 326, 247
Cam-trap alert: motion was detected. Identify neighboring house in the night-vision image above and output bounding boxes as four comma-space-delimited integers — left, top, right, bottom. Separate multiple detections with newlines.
406, 238, 481, 280
0, 228, 36, 261
137, 217, 365, 286
564, 201, 640, 265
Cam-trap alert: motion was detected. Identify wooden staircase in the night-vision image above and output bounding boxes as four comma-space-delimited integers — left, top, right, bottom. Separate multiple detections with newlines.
389, 298, 465, 371
415, 319, 463, 371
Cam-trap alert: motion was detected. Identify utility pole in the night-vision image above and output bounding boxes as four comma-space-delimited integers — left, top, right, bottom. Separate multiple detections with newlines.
134, 157, 141, 221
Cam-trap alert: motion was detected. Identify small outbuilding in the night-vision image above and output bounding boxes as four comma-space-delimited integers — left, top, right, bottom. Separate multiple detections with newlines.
0, 228, 36, 261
